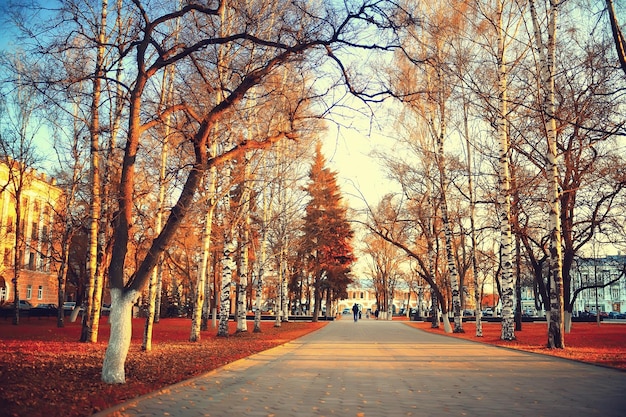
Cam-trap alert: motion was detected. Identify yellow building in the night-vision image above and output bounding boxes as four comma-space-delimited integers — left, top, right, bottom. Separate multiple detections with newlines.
0, 161, 62, 307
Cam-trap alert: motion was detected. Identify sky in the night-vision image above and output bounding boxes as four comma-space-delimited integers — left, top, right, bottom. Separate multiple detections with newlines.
0, 1, 399, 283
323, 127, 394, 212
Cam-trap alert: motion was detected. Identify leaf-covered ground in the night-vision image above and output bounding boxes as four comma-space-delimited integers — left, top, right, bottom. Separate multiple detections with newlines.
0, 317, 326, 417
1, 318, 624, 417
407, 320, 626, 370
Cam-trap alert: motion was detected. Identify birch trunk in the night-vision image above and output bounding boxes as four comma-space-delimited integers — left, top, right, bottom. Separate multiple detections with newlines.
236, 163, 251, 332
254, 187, 268, 333
236, 234, 249, 332
81, 0, 108, 342
141, 113, 165, 349
143, 28, 177, 348
281, 241, 289, 322
56, 104, 82, 328
101, 288, 138, 384
496, 0, 515, 341
436, 129, 463, 333
274, 252, 283, 328
529, 0, 565, 348
190, 171, 217, 341
462, 88, 482, 337
218, 236, 236, 337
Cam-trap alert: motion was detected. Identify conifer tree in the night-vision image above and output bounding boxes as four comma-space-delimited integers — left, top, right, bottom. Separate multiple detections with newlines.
302, 143, 355, 321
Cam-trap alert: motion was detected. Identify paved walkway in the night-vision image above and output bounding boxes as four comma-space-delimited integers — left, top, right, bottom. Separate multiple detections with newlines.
96, 320, 626, 417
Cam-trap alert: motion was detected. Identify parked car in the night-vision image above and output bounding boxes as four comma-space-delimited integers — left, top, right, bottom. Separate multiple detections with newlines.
34, 303, 57, 310
482, 308, 494, 317
63, 301, 76, 311
30, 303, 58, 317
18, 300, 33, 310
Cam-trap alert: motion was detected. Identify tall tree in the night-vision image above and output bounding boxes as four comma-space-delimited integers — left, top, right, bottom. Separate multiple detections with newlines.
529, 0, 565, 348
302, 143, 355, 322
9, 0, 412, 383
0, 55, 44, 326
606, 0, 626, 77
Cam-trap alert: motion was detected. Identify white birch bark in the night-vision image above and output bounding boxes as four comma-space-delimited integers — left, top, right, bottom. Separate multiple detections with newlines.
82, 0, 107, 341
101, 288, 139, 384
274, 250, 283, 328
218, 161, 236, 337
236, 165, 251, 332
496, 0, 515, 341
143, 69, 174, 349
254, 186, 269, 333
529, 0, 565, 348
282, 254, 289, 322
462, 88, 482, 337
190, 178, 217, 341
218, 236, 236, 337
190, 139, 217, 340
436, 122, 463, 333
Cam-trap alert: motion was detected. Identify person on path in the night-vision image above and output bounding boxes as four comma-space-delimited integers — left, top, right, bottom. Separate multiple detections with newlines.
352, 303, 359, 322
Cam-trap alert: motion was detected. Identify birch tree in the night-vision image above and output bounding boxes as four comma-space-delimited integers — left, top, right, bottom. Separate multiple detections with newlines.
528, 0, 565, 348
491, 0, 518, 341
10, 0, 409, 383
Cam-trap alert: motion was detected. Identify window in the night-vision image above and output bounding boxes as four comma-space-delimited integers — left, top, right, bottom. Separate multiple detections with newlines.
26, 285, 32, 299
37, 285, 43, 300
31, 222, 38, 241
28, 252, 35, 270
360, 292, 364, 299
612, 287, 619, 300
39, 253, 46, 271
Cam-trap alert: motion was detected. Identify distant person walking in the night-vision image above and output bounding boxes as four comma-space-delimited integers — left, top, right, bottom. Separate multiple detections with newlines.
352, 303, 359, 322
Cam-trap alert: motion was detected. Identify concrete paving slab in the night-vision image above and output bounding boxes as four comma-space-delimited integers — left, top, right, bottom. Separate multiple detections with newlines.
95, 319, 626, 417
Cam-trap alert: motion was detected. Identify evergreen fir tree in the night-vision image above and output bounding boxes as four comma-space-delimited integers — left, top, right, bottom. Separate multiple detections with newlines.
302, 143, 355, 320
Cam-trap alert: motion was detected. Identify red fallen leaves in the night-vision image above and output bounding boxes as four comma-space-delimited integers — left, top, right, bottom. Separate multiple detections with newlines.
408, 321, 626, 370
0, 318, 326, 417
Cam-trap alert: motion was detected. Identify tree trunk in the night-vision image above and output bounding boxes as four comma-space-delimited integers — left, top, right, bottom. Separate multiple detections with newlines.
462, 85, 482, 337
437, 133, 463, 334
254, 188, 268, 333
190, 176, 216, 341
282, 247, 289, 322
496, 0, 515, 341
144, 63, 175, 349
430, 289, 439, 329
529, 0, 565, 349
606, 0, 626, 77
218, 234, 236, 337
274, 252, 283, 328
236, 164, 251, 332
101, 288, 138, 384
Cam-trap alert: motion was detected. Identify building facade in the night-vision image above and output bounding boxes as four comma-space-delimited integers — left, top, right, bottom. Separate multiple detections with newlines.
338, 286, 424, 317
570, 255, 626, 315
0, 162, 62, 307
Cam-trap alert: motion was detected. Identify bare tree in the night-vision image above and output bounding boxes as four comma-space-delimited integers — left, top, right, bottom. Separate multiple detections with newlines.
0, 54, 45, 325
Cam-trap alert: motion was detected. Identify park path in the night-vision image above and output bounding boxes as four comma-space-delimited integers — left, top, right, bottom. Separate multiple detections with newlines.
95, 319, 626, 417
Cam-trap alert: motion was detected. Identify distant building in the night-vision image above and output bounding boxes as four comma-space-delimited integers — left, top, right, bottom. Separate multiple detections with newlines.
571, 255, 626, 314
339, 286, 424, 317
0, 161, 62, 306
